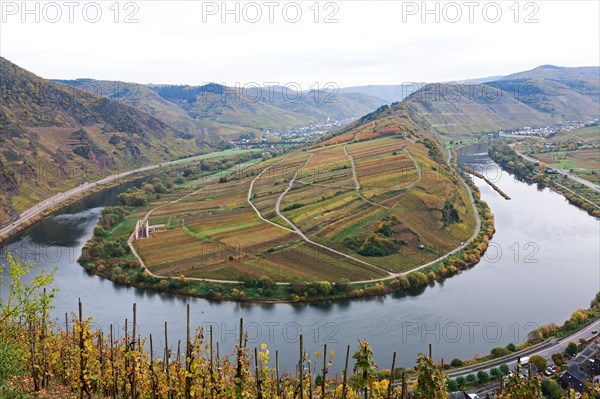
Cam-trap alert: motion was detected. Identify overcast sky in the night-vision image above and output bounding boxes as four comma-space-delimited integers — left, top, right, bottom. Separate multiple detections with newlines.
1, 1, 598, 88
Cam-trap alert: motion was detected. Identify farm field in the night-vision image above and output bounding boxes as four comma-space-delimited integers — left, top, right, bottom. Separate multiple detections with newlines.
126, 134, 477, 282
525, 125, 600, 185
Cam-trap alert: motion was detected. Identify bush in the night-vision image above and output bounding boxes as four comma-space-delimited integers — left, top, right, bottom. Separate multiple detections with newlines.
407, 272, 428, 288
465, 373, 476, 386
551, 353, 564, 367
490, 367, 501, 379
310, 281, 332, 296
450, 358, 464, 368
499, 364, 510, 375
506, 342, 517, 352
529, 355, 547, 372
477, 370, 489, 384
541, 379, 564, 399
564, 341, 578, 357
446, 379, 458, 392
456, 376, 466, 388
490, 346, 510, 358
335, 278, 351, 292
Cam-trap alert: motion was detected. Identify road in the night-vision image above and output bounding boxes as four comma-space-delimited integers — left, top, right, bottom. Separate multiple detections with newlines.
0, 150, 259, 239
513, 147, 600, 192
448, 319, 600, 379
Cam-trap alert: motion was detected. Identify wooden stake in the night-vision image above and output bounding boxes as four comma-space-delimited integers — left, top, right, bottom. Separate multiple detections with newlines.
299, 334, 304, 399
322, 344, 328, 399
210, 325, 215, 398
185, 304, 191, 399
387, 352, 396, 399
110, 324, 116, 399
401, 372, 407, 399
132, 303, 137, 399
342, 345, 350, 399
255, 347, 263, 399
276, 350, 280, 396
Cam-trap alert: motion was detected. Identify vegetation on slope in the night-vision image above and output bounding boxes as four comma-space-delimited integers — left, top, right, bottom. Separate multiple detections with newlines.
0, 57, 211, 226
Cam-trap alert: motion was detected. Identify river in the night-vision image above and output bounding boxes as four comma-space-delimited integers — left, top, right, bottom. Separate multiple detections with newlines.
1, 142, 598, 371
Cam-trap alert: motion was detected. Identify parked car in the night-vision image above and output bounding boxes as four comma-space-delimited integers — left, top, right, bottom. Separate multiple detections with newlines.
544, 367, 555, 376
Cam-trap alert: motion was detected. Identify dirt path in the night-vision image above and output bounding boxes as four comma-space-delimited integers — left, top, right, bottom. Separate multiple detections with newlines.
271, 153, 393, 276
126, 144, 483, 287
342, 143, 422, 210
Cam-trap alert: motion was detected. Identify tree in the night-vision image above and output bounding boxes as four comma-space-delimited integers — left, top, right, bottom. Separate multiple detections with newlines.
450, 358, 464, 368
551, 353, 564, 367
446, 379, 458, 392
529, 355, 547, 373
456, 376, 466, 389
352, 340, 378, 398
564, 342, 578, 357
335, 278, 351, 292
477, 370, 490, 384
491, 346, 511, 358
541, 379, 564, 399
490, 367, 502, 380
500, 364, 511, 375
507, 343, 517, 352
413, 353, 448, 399
466, 373, 476, 386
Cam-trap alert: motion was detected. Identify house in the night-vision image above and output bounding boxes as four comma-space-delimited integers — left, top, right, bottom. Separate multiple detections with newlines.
561, 364, 589, 393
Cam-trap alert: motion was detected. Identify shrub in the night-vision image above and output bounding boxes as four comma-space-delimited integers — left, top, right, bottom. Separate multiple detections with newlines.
477, 370, 489, 384
564, 342, 578, 357
490, 367, 501, 379
541, 378, 564, 399
446, 379, 458, 392
407, 272, 428, 288
335, 278, 351, 292
551, 353, 564, 367
450, 359, 464, 368
465, 373, 476, 385
529, 355, 547, 372
490, 346, 510, 358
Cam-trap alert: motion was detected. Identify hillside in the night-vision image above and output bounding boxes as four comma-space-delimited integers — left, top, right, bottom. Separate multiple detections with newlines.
399, 65, 599, 139
0, 58, 210, 226
97, 101, 483, 287
53, 79, 247, 142
56, 80, 386, 141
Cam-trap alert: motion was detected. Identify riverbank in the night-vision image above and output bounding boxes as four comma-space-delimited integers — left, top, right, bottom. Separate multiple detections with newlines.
0, 149, 263, 245
488, 143, 600, 217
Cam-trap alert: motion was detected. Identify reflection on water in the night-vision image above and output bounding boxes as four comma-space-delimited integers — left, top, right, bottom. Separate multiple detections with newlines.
1, 145, 598, 371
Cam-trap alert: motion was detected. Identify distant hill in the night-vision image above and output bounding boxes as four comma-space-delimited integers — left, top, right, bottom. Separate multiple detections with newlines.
498, 65, 600, 81
56, 80, 386, 141
326, 65, 599, 141
339, 84, 422, 103
401, 65, 599, 138
53, 79, 246, 142
0, 57, 210, 225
